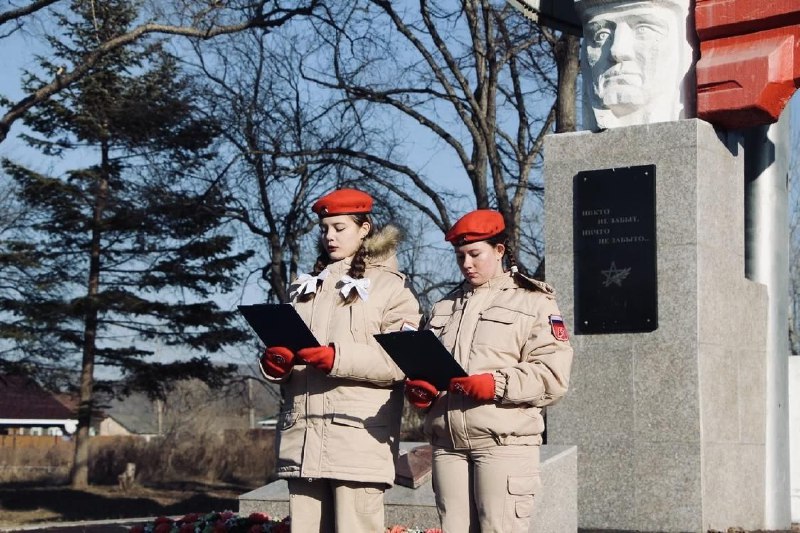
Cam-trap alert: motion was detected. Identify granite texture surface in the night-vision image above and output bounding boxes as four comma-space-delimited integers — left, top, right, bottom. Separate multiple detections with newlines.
544, 119, 768, 532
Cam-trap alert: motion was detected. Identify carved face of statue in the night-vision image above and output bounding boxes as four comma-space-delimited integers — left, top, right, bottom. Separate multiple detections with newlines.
586, 5, 674, 109
578, 0, 695, 129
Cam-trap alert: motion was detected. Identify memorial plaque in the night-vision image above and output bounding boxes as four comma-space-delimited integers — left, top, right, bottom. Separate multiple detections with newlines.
573, 165, 657, 334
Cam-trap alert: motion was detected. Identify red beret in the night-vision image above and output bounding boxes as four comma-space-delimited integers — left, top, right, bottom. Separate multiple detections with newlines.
445, 209, 505, 245
312, 188, 373, 217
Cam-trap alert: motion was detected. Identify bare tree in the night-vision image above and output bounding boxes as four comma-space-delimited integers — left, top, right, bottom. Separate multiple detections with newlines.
191, 30, 338, 302
396, 214, 460, 312
0, 0, 321, 144
295, 0, 568, 275
0, 0, 59, 34
188, 23, 385, 303
551, 31, 580, 133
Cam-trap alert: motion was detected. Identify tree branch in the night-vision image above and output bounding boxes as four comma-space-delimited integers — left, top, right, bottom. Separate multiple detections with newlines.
0, 1, 319, 144
0, 0, 61, 27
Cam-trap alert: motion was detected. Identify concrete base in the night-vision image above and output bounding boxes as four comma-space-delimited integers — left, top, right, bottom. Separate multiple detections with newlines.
238, 443, 577, 532
544, 119, 769, 532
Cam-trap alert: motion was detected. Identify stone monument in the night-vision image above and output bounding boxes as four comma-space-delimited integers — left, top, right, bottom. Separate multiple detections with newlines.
575, 0, 696, 130
526, 0, 799, 530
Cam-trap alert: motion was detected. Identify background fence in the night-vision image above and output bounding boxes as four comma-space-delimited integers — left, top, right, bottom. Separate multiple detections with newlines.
0, 430, 275, 486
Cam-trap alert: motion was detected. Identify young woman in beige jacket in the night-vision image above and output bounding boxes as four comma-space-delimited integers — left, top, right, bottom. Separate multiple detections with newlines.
405, 209, 574, 533
258, 188, 422, 533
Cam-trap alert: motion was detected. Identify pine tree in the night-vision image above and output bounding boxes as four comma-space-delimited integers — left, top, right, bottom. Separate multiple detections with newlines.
0, 0, 252, 487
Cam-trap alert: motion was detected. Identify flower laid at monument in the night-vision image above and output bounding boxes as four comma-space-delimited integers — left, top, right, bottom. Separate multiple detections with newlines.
128, 512, 289, 533
128, 512, 441, 533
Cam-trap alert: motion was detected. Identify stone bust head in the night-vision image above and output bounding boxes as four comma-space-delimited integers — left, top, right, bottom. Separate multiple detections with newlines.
574, 0, 696, 130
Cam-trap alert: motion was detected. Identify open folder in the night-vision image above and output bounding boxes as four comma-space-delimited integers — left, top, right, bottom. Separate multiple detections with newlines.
238, 304, 320, 353
374, 330, 466, 390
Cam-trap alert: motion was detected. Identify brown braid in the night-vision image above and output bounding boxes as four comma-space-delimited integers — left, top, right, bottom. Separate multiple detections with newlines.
503, 241, 520, 274
486, 232, 528, 280
343, 214, 375, 304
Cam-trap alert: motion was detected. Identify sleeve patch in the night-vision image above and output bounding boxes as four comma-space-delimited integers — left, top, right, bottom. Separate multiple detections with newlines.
549, 314, 569, 342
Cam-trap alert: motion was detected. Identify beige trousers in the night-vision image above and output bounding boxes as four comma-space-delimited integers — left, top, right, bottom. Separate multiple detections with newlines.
432, 445, 541, 533
286, 478, 385, 533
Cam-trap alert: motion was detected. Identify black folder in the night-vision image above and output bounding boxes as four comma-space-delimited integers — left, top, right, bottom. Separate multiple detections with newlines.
374, 330, 466, 390
238, 304, 320, 353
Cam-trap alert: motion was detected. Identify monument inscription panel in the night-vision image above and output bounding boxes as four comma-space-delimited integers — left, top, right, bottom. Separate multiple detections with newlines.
573, 165, 657, 334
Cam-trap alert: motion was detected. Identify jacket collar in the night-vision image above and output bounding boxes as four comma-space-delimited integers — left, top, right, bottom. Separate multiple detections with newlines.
462, 270, 514, 295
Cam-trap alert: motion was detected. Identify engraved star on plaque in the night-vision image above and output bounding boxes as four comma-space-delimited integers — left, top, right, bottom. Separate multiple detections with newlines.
601, 262, 631, 287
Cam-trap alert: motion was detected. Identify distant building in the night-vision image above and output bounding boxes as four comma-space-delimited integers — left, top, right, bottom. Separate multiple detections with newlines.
97, 394, 162, 441
0, 364, 280, 439
0, 375, 78, 436
94, 364, 280, 439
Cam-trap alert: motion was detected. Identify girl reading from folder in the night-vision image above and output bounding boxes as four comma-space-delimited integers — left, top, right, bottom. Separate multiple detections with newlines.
258, 188, 421, 533
404, 209, 574, 533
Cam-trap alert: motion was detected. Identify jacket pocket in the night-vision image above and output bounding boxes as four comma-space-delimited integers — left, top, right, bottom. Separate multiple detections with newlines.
323, 408, 391, 476
427, 313, 456, 350
480, 306, 518, 324
427, 314, 450, 331
331, 411, 387, 429
474, 306, 526, 356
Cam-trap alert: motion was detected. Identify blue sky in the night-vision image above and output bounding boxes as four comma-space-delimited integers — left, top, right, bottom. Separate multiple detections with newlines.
2, 13, 799, 370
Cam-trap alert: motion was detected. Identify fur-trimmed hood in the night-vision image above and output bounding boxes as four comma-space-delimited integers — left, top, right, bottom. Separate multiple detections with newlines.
364, 224, 402, 268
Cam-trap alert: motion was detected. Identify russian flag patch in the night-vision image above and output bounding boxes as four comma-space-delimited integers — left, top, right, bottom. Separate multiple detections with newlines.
549, 314, 569, 341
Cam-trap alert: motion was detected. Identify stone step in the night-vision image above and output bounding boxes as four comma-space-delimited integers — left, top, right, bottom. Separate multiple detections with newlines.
239, 443, 577, 532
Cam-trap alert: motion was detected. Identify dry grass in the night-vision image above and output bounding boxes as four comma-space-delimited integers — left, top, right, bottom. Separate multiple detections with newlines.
0, 430, 275, 487
0, 430, 276, 529
0, 482, 245, 528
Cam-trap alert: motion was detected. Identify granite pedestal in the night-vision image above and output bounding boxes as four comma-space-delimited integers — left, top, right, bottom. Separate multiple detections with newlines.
238, 443, 577, 532
544, 119, 769, 532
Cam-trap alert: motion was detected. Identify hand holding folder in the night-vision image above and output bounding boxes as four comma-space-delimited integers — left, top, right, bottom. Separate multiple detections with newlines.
374, 330, 466, 390
238, 304, 320, 354
405, 379, 438, 409
260, 346, 295, 378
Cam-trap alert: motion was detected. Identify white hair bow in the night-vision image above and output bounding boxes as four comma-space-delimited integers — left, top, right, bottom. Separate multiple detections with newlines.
289, 268, 330, 299
340, 275, 370, 301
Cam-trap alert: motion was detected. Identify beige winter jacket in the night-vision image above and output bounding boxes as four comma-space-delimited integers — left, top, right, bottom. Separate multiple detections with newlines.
264, 227, 422, 486
423, 271, 573, 450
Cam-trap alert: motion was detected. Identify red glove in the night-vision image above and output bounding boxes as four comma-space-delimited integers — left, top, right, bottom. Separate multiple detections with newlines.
297, 345, 335, 374
259, 346, 295, 378
449, 373, 495, 402
404, 379, 438, 409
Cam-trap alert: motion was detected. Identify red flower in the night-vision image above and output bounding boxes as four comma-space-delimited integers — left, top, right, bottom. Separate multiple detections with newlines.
425, 529, 443, 533
179, 523, 195, 533
247, 513, 270, 524
213, 519, 227, 533
130, 526, 145, 533
220, 511, 236, 521
387, 527, 407, 533
180, 513, 200, 524
154, 517, 173, 525
154, 523, 172, 533
247, 525, 262, 533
